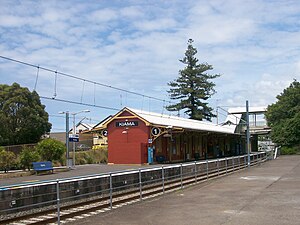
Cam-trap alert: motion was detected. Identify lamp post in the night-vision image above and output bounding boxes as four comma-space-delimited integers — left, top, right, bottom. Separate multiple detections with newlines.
59, 109, 90, 168
59, 111, 70, 168
71, 110, 90, 167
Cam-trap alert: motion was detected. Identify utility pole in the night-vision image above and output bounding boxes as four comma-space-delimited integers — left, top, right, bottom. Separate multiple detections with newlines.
73, 113, 76, 167
61, 111, 70, 168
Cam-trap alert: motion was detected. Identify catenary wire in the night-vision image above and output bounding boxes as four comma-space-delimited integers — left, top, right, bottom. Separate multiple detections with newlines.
0, 55, 174, 104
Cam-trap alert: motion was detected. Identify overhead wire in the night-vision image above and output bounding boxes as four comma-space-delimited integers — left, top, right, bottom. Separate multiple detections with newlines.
40, 96, 119, 111
53, 71, 57, 99
217, 106, 247, 124
33, 65, 39, 91
80, 80, 85, 103
0, 55, 174, 104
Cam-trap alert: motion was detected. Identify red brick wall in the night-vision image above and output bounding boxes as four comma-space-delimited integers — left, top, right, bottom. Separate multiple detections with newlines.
107, 113, 149, 164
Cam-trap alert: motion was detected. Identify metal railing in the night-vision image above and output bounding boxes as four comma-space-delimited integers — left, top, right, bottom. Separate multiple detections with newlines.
0, 152, 268, 224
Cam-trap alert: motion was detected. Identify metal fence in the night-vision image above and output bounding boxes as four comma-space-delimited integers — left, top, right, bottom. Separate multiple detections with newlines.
0, 152, 268, 224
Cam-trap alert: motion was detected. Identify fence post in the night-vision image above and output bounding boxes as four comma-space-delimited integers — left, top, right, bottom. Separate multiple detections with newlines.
139, 169, 142, 201
56, 179, 60, 225
225, 157, 227, 174
109, 173, 113, 209
238, 156, 240, 170
217, 159, 219, 176
206, 160, 209, 180
194, 161, 197, 183
180, 163, 183, 189
232, 157, 235, 171
162, 166, 165, 194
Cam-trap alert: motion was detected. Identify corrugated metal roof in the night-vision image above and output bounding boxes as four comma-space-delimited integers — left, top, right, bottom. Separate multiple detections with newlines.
228, 106, 267, 114
126, 107, 237, 134
223, 113, 242, 126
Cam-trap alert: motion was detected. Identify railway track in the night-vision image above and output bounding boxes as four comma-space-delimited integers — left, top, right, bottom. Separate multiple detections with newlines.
1, 156, 265, 225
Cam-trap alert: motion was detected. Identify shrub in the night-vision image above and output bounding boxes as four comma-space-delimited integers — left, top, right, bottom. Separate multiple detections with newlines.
36, 138, 66, 162
280, 146, 300, 155
19, 147, 40, 170
0, 147, 17, 172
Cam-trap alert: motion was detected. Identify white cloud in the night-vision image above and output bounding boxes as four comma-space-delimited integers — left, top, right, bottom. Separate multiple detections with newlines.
133, 18, 178, 31
89, 8, 119, 23
1, 0, 300, 130
120, 6, 144, 18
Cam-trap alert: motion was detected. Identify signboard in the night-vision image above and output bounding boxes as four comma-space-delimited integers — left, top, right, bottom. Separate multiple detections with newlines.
148, 138, 153, 144
69, 134, 79, 142
116, 121, 138, 127
102, 129, 108, 137
151, 127, 161, 136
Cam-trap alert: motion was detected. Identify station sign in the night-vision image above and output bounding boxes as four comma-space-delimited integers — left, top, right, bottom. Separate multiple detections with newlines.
102, 129, 108, 137
69, 134, 79, 142
151, 127, 161, 136
116, 121, 138, 127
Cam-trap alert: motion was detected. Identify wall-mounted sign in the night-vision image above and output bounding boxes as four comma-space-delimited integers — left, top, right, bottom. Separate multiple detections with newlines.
116, 121, 139, 127
151, 127, 161, 136
102, 129, 108, 137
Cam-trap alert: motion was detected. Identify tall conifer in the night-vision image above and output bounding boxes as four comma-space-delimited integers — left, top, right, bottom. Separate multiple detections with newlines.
167, 39, 220, 121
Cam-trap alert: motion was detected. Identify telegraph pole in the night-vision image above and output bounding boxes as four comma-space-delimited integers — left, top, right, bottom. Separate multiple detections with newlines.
65, 112, 70, 168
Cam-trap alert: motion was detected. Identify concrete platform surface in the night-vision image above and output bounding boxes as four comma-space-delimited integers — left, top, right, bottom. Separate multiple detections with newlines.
67, 155, 300, 225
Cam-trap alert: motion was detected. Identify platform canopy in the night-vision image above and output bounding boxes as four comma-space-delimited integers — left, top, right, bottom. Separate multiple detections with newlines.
228, 106, 267, 114
99, 107, 240, 134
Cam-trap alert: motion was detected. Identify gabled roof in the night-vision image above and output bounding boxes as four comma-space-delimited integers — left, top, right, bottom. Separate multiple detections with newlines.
102, 107, 238, 134
70, 122, 96, 133
79, 123, 95, 130
222, 113, 242, 126
93, 115, 113, 130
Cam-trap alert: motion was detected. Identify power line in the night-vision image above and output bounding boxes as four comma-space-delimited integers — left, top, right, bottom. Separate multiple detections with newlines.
48, 114, 101, 124
40, 96, 120, 111
0, 55, 173, 104
48, 114, 65, 119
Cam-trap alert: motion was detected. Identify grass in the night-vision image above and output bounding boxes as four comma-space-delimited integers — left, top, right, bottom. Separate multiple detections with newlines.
70, 147, 108, 165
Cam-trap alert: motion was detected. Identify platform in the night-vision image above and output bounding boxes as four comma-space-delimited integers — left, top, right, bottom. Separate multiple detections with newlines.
66, 155, 300, 225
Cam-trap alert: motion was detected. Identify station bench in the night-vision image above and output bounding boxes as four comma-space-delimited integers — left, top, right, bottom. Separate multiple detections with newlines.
32, 161, 54, 174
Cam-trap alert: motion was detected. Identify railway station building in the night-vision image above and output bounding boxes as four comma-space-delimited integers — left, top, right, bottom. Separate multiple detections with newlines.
95, 107, 248, 165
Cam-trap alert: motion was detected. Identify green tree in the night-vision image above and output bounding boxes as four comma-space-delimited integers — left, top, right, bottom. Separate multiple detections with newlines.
265, 80, 300, 148
19, 147, 40, 170
0, 83, 52, 145
36, 138, 66, 162
0, 147, 17, 172
167, 39, 220, 121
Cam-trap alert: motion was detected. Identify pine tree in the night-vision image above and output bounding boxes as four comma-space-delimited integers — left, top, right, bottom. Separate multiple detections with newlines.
167, 39, 220, 121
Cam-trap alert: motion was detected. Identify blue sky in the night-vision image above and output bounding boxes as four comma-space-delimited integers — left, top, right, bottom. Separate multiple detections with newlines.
1, 0, 300, 132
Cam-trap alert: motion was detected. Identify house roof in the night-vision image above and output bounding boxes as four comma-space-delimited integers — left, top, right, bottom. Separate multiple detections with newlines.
103, 107, 238, 134
80, 123, 95, 130
93, 115, 113, 129
223, 113, 243, 126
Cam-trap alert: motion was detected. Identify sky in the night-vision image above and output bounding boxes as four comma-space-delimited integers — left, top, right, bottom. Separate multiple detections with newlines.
1, 0, 300, 132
